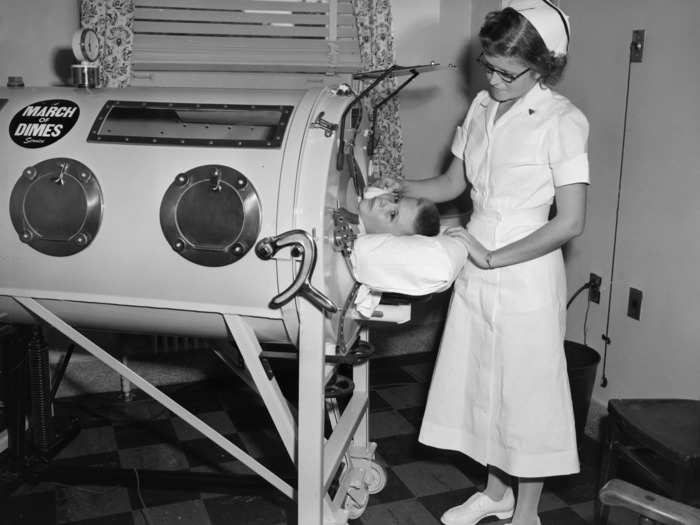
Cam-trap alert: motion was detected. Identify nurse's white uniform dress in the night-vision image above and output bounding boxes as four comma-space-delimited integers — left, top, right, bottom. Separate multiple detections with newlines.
419, 84, 589, 477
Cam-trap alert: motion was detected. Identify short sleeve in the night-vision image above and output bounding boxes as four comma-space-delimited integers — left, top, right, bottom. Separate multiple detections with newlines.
548, 104, 590, 187
451, 125, 467, 159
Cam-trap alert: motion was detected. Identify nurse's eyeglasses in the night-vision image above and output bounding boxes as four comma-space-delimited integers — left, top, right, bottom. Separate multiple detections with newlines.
476, 53, 531, 83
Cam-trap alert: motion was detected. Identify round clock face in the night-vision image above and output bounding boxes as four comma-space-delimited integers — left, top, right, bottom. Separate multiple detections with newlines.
72, 28, 100, 62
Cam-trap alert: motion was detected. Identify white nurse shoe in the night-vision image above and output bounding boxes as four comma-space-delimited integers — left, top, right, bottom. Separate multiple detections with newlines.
440, 487, 515, 524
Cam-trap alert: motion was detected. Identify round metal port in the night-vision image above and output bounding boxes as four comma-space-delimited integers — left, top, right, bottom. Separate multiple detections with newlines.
9, 158, 103, 256
160, 164, 262, 267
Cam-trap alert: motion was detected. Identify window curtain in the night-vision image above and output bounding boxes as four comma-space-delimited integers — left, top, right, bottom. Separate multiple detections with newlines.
80, 0, 134, 87
352, 0, 404, 179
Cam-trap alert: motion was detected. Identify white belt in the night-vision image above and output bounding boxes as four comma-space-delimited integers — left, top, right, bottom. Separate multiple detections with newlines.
471, 205, 551, 225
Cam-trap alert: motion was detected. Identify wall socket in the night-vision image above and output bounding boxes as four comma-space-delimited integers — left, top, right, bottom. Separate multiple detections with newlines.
627, 287, 643, 320
589, 273, 602, 303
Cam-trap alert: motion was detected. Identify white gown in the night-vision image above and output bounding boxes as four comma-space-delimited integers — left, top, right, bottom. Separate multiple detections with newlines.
418, 85, 590, 477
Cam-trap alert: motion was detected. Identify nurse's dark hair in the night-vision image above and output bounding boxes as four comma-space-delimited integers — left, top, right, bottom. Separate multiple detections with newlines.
479, 7, 567, 86
414, 199, 441, 237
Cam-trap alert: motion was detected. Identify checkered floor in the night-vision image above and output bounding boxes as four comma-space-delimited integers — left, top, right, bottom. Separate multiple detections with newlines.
1, 351, 646, 525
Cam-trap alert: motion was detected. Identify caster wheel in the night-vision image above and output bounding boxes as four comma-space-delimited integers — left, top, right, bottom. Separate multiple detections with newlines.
345, 498, 366, 520
365, 462, 387, 494
344, 484, 369, 520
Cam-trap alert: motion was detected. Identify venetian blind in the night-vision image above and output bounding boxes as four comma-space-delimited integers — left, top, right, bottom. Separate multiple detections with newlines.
132, 0, 362, 74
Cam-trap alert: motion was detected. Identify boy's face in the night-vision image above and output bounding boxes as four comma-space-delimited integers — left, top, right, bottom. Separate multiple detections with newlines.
358, 194, 421, 235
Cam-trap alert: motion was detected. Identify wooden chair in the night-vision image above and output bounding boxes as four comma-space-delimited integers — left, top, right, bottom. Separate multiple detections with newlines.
599, 479, 700, 525
598, 399, 700, 524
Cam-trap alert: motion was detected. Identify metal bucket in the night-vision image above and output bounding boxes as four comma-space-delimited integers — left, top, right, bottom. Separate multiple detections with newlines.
564, 340, 601, 443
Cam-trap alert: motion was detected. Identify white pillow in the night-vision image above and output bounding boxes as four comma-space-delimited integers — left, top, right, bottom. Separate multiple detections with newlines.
349, 233, 468, 296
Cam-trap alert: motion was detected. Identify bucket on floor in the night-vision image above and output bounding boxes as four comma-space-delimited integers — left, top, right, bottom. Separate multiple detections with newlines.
565, 340, 601, 444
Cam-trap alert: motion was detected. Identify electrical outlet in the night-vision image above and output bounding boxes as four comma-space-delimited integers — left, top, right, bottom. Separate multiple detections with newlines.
589, 273, 602, 303
627, 287, 643, 320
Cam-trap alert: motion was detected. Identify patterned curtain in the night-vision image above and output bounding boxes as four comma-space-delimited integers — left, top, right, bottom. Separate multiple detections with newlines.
80, 0, 134, 87
352, 0, 404, 179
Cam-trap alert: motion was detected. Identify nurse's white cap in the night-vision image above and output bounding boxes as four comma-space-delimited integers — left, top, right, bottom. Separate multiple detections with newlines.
504, 0, 571, 56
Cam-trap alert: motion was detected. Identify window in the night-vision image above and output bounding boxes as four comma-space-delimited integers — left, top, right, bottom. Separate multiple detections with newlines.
132, 0, 361, 75
88, 100, 294, 148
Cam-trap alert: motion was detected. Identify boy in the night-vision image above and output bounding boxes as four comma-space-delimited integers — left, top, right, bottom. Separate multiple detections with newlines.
356, 187, 440, 236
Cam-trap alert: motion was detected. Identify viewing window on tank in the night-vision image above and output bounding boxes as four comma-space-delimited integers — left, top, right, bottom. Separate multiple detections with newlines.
88, 100, 293, 148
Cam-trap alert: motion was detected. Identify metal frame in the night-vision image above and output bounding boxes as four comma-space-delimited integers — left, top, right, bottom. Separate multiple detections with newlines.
3, 294, 378, 524
87, 100, 294, 148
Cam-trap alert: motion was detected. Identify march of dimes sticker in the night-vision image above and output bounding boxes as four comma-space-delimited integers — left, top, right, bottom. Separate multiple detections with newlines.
9, 99, 79, 148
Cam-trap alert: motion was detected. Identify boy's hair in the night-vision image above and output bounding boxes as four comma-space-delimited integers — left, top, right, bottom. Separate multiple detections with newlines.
413, 199, 440, 237
479, 7, 567, 86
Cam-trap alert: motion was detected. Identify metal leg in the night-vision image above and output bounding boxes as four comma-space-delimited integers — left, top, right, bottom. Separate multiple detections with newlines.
12, 296, 294, 498
7, 297, 380, 524
297, 299, 326, 525
351, 340, 370, 450
671, 464, 689, 503
325, 329, 384, 522
1, 326, 29, 476
597, 423, 619, 525
49, 343, 74, 403
223, 314, 297, 460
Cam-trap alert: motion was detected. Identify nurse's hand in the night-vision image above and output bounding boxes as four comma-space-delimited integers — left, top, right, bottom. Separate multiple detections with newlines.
375, 176, 404, 195
446, 228, 490, 269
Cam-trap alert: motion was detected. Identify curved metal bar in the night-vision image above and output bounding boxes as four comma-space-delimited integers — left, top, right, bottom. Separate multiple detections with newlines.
336, 65, 399, 171
367, 69, 419, 157
255, 230, 338, 313
337, 62, 440, 171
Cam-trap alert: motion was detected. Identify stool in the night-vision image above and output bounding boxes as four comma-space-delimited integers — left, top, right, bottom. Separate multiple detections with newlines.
597, 399, 700, 524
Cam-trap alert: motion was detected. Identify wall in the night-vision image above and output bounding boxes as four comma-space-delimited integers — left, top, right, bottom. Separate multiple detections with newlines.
559, 0, 700, 412
0, 0, 79, 87
393, 0, 472, 183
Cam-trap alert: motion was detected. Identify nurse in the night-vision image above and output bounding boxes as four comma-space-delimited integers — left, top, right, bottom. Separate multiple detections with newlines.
384, 2, 589, 524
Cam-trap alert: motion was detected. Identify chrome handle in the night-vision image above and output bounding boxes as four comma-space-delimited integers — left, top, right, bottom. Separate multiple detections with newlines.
209, 167, 222, 192
255, 229, 338, 313
310, 111, 338, 137
52, 161, 69, 185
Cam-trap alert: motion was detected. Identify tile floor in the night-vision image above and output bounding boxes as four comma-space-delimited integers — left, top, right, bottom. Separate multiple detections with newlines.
0, 351, 660, 525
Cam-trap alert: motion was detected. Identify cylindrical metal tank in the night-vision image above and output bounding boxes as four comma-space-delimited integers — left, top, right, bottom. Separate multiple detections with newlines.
0, 85, 367, 347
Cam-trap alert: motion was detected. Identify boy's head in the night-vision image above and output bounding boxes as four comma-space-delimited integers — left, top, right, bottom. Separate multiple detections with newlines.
358, 193, 440, 236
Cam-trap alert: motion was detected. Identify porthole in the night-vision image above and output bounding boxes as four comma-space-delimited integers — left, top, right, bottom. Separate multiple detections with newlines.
160, 164, 262, 267
9, 158, 103, 256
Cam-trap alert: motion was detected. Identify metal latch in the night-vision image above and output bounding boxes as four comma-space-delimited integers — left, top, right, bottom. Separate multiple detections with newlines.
332, 207, 358, 255
310, 111, 338, 137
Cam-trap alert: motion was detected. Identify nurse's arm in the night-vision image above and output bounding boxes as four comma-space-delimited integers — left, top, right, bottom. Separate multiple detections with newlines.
401, 155, 468, 203
484, 182, 587, 269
